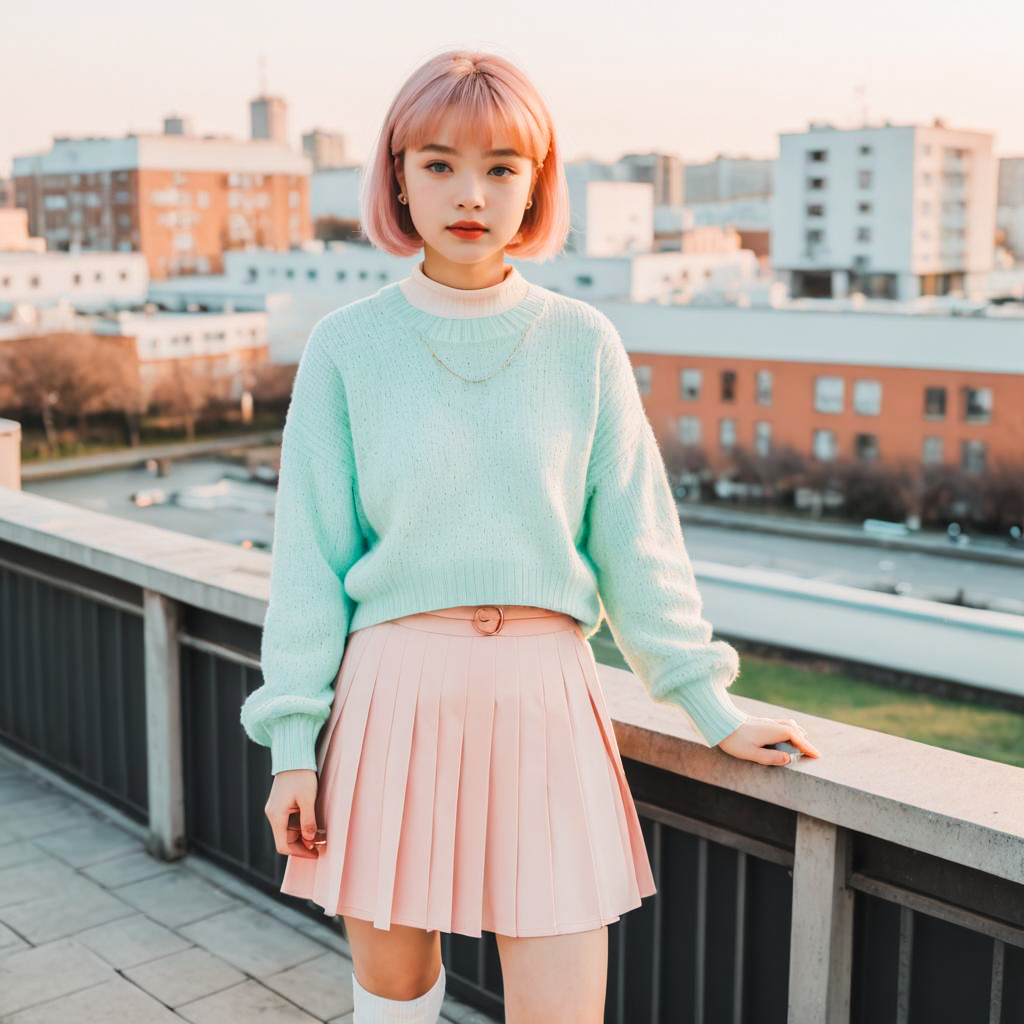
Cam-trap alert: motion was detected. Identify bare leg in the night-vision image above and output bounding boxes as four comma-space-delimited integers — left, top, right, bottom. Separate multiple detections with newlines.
343, 916, 442, 999
496, 926, 608, 1024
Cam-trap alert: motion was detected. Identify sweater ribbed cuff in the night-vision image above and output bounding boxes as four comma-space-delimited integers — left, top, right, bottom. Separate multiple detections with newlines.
669, 683, 750, 748
267, 714, 322, 775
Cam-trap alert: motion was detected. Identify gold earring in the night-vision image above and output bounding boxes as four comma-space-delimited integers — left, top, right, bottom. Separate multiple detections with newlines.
397, 192, 408, 204
525, 198, 533, 209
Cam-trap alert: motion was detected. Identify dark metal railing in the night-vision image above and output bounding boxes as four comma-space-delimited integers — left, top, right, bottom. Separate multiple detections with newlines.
1, 485, 1022, 1023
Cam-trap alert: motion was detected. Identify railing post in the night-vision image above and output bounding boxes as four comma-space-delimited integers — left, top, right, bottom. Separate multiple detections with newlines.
0, 418, 22, 490
789, 812, 854, 1023
143, 588, 187, 860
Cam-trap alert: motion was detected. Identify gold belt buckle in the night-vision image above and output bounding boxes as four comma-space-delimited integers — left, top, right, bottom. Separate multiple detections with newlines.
472, 605, 504, 635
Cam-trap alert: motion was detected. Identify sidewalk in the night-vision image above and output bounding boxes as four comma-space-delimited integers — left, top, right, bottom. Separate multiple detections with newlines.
678, 500, 1024, 568
0, 746, 493, 1023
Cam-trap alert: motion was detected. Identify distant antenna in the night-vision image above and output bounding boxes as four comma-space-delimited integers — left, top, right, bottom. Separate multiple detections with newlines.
258, 53, 268, 96
854, 84, 868, 127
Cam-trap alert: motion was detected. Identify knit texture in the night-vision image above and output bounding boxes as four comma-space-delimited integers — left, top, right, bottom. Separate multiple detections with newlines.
239, 265, 750, 773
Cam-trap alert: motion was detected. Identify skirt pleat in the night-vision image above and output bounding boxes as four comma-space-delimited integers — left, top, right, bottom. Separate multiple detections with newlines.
279, 614, 657, 938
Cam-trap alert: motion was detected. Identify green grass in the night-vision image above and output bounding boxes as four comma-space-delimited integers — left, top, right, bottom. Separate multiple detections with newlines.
590, 630, 1024, 769
19, 415, 284, 463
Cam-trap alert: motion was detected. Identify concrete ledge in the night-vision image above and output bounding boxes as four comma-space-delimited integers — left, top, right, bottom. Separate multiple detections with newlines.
601, 662, 1024, 887
1, 484, 1022, 892
0, 484, 269, 627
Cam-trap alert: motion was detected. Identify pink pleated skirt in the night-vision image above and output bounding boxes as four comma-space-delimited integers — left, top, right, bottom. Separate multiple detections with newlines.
279, 604, 657, 938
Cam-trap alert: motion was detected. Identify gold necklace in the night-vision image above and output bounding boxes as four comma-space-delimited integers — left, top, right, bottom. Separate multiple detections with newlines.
415, 298, 547, 384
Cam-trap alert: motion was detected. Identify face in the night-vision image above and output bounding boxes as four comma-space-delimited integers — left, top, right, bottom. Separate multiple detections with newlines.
395, 114, 538, 280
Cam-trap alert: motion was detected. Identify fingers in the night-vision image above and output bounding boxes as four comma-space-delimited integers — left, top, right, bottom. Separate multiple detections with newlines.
783, 719, 822, 759
751, 745, 791, 767
268, 805, 319, 859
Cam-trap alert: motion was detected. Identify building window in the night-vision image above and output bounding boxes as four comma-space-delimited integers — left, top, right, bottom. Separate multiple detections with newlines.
808, 150, 828, 162
756, 370, 773, 405
858, 201, 872, 213
719, 418, 736, 450
336, 269, 347, 280
853, 379, 881, 415
856, 226, 871, 242
575, 274, 593, 287
961, 439, 986, 473
307, 268, 318, 280
807, 204, 825, 216
808, 177, 826, 190
858, 170, 873, 188
924, 386, 946, 419
677, 416, 701, 445
859, 145, 873, 156
721, 369, 736, 402
634, 365, 651, 395
812, 429, 838, 460
680, 368, 701, 400
755, 420, 772, 456
922, 436, 943, 464
814, 376, 844, 413
855, 433, 879, 461
962, 387, 992, 424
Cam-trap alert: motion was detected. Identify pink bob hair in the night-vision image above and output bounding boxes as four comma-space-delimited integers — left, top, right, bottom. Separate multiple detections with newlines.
360, 50, 570, 262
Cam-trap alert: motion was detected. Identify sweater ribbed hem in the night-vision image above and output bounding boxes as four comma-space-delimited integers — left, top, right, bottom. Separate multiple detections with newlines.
268, 714, 323, 775
347, 561, 603, 639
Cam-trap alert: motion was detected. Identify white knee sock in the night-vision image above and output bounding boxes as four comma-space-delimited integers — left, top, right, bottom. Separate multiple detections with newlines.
351, 961, 446, 1023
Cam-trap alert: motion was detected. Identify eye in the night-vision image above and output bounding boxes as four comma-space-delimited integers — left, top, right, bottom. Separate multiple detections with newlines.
423, 161, 516, 178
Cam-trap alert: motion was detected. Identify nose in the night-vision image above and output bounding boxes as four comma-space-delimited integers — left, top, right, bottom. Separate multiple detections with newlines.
455, 173, 486, 209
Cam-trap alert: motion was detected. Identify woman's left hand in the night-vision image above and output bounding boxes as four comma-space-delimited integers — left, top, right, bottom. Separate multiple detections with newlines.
716, 717, 822, 765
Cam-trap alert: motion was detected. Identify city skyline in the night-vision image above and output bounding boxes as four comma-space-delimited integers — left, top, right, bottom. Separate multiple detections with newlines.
5, 0, 1022, 177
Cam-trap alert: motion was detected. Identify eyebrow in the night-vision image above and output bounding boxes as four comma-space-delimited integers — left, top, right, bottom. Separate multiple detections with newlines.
418, 143, 524, 159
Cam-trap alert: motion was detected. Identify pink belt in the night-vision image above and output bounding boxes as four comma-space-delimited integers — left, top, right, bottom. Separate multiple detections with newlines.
391, 604, 580, 636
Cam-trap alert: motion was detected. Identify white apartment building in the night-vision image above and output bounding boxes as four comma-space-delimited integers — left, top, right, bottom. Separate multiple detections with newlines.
310, 165, 363, 223
0, 251, 149, 315
564, 165, 655, 257
92, 309, 269, 399
772, 120, 997, 302
684, 156, 774, 203
996, 156, 1024, 259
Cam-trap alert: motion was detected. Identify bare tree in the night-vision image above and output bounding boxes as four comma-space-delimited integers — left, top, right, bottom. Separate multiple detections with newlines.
149, 362, 215, 441
0, 335, 82, 451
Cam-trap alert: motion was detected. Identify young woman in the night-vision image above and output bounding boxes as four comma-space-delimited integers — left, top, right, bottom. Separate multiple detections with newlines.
240, 49, 822, 1024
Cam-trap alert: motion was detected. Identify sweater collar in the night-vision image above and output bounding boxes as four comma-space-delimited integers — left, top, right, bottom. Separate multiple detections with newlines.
380, 260, 549, 346
400, 260, 530, 317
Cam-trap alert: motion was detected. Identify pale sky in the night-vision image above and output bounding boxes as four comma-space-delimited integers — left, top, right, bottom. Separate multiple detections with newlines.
5, 0, 1022, 177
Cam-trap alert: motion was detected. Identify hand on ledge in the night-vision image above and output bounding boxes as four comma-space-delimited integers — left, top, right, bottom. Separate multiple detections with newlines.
716, 717, 823, 766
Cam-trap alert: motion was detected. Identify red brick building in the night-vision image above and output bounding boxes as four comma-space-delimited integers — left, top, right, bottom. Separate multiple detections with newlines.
12, 133, 311, 281
596, 301, 1024, 474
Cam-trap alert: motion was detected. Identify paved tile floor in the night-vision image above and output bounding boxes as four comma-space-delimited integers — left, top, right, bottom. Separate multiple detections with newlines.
0, 747, 496, 1023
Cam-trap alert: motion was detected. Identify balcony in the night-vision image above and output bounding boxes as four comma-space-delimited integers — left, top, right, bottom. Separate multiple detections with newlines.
0, 482, 1022, 1022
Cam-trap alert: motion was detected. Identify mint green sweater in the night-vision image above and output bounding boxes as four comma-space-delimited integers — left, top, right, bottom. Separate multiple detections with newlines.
239, 263, 750, 774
